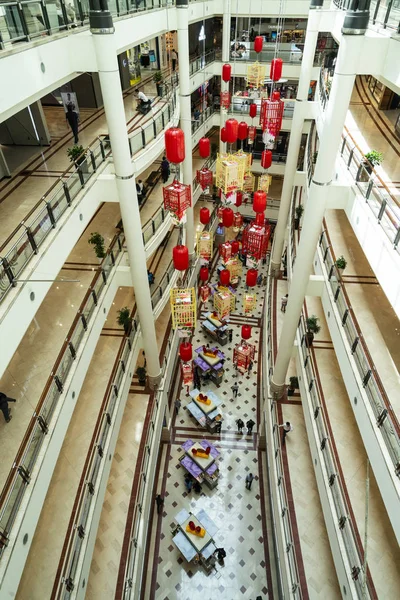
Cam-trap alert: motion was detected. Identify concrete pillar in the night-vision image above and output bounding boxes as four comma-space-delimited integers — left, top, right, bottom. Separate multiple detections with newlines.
89, 2, 162, 388
271, 25, 367, 397
177, 0, 195, 259
271, 0, 323, 276
219, 0, 231, 154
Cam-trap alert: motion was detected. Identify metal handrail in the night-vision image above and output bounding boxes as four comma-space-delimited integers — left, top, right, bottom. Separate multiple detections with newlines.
332, 0, 400, 32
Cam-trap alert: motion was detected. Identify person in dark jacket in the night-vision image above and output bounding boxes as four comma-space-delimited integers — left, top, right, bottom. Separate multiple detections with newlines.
0, 392, 16, 423
66, 104, 79, 144
161, 156, 170, 183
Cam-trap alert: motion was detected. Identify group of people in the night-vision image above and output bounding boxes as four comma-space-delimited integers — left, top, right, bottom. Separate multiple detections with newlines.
184, 473, 202, 494
236, 418, 255, 435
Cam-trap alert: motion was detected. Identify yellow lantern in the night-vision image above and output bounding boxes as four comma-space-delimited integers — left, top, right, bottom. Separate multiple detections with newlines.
242, 171, 255, 192
243, 292, 257, 314
258, 173, 272, 193
232, 150, 250, 188
225, 258, 242, 283
216, 153, 240, 195
196, 230, 213, 259
214, 289, 236, 320
246, 62, 266, 88
170, 288, 197, 330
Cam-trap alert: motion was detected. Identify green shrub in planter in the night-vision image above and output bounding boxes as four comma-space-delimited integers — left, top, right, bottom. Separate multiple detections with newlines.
294, 204, 304, 230
88, 231, 106, 259
136, 366, 147, 386
117, 307, 132, 333
335, 255, 347, 270
67, 144, 85, 164
364, 150, 383, 168
305, 315, 321, 347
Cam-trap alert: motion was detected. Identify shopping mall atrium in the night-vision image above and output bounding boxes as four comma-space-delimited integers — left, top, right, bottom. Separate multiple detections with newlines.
0, 0, 399, 598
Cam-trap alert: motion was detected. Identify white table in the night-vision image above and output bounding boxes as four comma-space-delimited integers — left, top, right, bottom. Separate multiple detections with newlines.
181, 514, 212, 552
196, 509, 219, 537
172, 530, 198, 562
189, 388, 222, 416
189, 442, 216, 470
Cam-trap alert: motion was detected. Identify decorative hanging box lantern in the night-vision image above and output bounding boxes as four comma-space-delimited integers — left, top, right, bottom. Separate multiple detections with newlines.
246, 268, 258, 287
255, 212, 265, 226
200, 284, 210, 303
163, 180, 191, 221
181, 361, 193, 386
247, 125, 256, 145
196, 230, 213, 259
214, 289, 235, 320
258, 173, 272, 193
199, 265, 209, 281
173, 244, 189, 271
220, 127, 227, 143
241, 324, 252, 340
222, 63, 231, 82
165, 127, 185, 164
260, 94, 284, 137
220, 241, 232, 262
233, 212, 243, 231
261, 149, 272, 170
197, 168, 213, 190
225, 118, 239, 144
233, 342, 255, 373
242, 171, 255, 192
222, 207, 234, 228
244, 292, 257, 314
249, 103, 257, 119
216, 154, 239, 195
238, 121, 248, 141
233, 149, 252, 172
199, 137, 210, 158
235, 191, 243, 207
231, 239, 240, 255
270, 58, 283, 81
246, 62, 266, 88
170, 287, 197, 330
199, 207, 210, 225
242, 220, 271, 261
254, 36, 263, 53
219, 268, 230, 287
253, 190, 267, 214
220, 91, 231, 110
179, 341, 193, 362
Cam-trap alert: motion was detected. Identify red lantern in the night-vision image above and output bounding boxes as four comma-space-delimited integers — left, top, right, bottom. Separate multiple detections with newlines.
173, 244, 189, 271
200, 266, 209, 281
231, 240, 239, 254
253, 190, 267, 213
254, 36, 263, 53
179, 341, 192, 362
163, 180, 191, 221
197, 168, 213, 190
246, 268, 258, 287
165, 127, 185, 164
199, 207, 210, 224
220, 127, 227, 143
222, 63, 231, 82
260, 96, 284, 137
225, 118, 238, 144
255, 212, 265, 226
199, 137, 210, 158
249, 103, 257, 119
235, 191, 243, 207
270, 58, 283, 82
220, 269, 230, 286
248, 126, 256, 145
238, 121, 248, 141
220, 91, 231, 109
233, 213, 243, 229
242, 325, 252, 339
272, 90, 281, 101
222, 207, 234, 227
261, 150, 272, 169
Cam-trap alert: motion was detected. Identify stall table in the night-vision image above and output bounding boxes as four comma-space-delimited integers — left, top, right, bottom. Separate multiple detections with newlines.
186, 389, 223, 433
194, 346, 225, 384
172, 509, 219, 564
180, 439, 220, 488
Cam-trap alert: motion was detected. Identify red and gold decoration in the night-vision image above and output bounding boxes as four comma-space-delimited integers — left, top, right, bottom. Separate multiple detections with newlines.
173, 244, 189, 271
196, 230, 213, 260
242, 171, 255, 192
199, 207, 210, 225
233, 341, 256, 373
196, 167, 213, 190
258, 173, 272, 192
217, 206, 224, 222
233, 212, 243, 231
244, 292, 257, 314
170, 287, 197, 330
247, 125, 256, 145
196, 392, 211, 405
199, 136, 210, 158
163, 180, 191, 222
260, 91, 284, 138
181, 361, 193, 386
222, 63, 232, 82
220, 241, 232, 262
270, 58, 283, 81
186, 521, 205, 537
200, 284, 210, 303
242, 219, 271, 262
220, 90, 231, 110
192, 445, 211, 457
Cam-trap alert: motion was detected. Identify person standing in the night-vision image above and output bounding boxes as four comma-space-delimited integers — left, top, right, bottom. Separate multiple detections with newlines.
236, 418, 244, 433
228, 329, 233, 343
281, 294, 288, 313
66, 104, 79, 144
231, 381, 239, 398
257, 274, 263, 286
161, 155, 170, 183
174, 398, 181, 415
246, 418, 255, 434
171, 48, 178, 71
279, 421, 293, 445
0, 392, 16, 423
136, 179, 144, 204
245, 472, 254, 490
155, 494, 164, 514
248, 360, 253, 375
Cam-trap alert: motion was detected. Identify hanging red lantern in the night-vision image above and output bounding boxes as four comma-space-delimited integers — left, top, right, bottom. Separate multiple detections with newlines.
199, 137, 210, 158
179, 341, 192, 362
242, 325, 252, 340
222, 207, 234, 227
272, 90, 281, 101
173, 244, 189, 271
270, 58, 283, 82
222, 63, 232, 82
261, 149, 272, 169
246, 268, 258, 287
233, 213, 243, 229
231, 240, 239, 254
238, 121, 248, 141
197, 168, 213, 190
235, 191, 243, 207
225, 118, 238, 144
163, 180, 191, 221
220, 91, 231, 109
254, 36, 263, 53
199, 207, 210, 225
255, 212, 265, 226
220, 127, 227, 143
199, 265, 209, 281
249, 103, 257, 119
165, 127, 185, 164
260, 96, 284, 137
220, 269, 230, 286
248, 125, 256, 145
253, 190, 267, 213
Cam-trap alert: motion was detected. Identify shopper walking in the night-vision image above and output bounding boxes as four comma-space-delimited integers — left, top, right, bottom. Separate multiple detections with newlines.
161, 155, 170, 183
175, 398, 181, 415
155, 494, 164, 514
66, 104, 79, 144
245, 472, 254, 490
136, 179, 144, 204
171, 48, 178, 71
246, 419, 255, 434
257, 274, 263, 286
236, 418, 244, 433
231, 381, 239, 398
281, 294, 288, 313
248, 360, 253, 374
0, 392, 16, 423
279, 421, 293, 445
228, 329, 233, 343
184, 475, 193, 493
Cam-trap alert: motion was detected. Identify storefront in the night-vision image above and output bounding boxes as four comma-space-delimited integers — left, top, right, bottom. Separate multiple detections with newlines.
118, 46, 141, 90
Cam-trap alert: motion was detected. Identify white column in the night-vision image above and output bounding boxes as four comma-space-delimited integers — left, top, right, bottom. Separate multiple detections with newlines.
177, 0, 195, 258
91, 33, 162, 388
271, 33, 362, 396
219, 0, 231, 154
271, 4, 322, 275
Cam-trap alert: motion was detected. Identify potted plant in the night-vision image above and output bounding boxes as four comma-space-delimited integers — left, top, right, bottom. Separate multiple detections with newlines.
117, 306, 132, 334
88, 232, 106, 259
153, 71, 164, 97
335, 255, 347, 276
294, 204, 304, 230
357, 150, 383, 181
305, 315, 321, 347
67, 144, 87, 166
136, 366, 147, 386
288, 376, 299, 396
